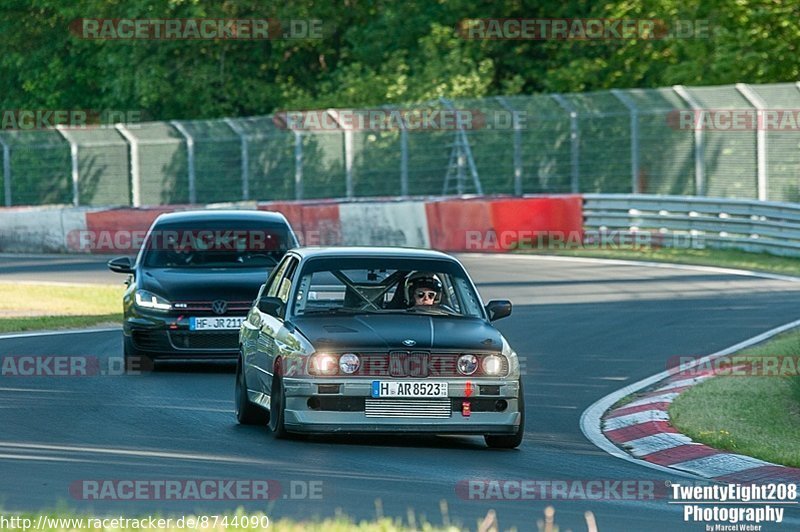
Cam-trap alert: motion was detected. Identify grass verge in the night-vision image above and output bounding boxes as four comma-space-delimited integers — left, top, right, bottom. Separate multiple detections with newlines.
0, 282, 122, 333
669, 330, 800, 468
515, 247, 800, 277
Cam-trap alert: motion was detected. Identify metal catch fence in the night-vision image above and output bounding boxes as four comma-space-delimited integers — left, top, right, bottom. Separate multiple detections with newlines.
2, 82, 800, 207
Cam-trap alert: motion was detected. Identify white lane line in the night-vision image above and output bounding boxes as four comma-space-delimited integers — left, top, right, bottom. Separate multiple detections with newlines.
0, 442, 266, 465
581, 317, 800, 479
0, 327, 120, 340
0, 280, 119, 288
0, 387, 82, 393
0, 453, 90, 463
477, 253, 800, 283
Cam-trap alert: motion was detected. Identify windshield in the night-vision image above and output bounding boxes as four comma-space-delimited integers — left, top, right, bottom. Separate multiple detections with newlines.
293, 257, 484, 318
141, 220, 295, 268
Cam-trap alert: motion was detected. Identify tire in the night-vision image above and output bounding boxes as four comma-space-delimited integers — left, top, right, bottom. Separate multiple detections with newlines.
124, 335, 154, 374
235, 356, 269, 425
485, 380, 525, 449
268, 373, 289, 439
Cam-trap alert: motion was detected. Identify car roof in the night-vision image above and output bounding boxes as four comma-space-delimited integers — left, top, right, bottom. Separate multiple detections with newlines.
153, 209, 290, 225
290, 246, 457, 261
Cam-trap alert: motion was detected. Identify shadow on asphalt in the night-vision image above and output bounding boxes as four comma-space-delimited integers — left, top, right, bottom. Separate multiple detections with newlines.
149, 360, 236, 374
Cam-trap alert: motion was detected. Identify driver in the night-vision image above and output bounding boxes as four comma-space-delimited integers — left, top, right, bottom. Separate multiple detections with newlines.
411, 276, 443, 307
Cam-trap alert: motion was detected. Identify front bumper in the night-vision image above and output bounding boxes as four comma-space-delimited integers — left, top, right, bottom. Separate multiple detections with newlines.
124, 315, 239, 358
280, 378, 522, 435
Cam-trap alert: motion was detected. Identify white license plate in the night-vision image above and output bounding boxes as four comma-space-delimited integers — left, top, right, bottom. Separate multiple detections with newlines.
371, 381, 448, 398
189, 316, 245, 331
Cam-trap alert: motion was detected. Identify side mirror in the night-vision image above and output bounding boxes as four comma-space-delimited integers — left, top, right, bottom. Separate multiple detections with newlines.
258, 296, 285, 317
108, 256, 134, 274
485, 300, 512, 322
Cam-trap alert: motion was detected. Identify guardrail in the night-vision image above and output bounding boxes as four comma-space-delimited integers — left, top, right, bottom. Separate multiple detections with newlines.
584, 193, 800, 256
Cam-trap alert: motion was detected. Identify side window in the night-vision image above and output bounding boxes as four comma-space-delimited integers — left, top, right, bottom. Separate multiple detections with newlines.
265, 257, 292, 298
277, 258, 299, 304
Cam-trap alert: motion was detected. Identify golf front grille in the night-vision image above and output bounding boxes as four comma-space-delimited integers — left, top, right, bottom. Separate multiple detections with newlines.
365, 399, 452, 419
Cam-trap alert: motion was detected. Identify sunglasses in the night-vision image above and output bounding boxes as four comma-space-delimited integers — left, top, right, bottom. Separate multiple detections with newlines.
415, 290, 437, 300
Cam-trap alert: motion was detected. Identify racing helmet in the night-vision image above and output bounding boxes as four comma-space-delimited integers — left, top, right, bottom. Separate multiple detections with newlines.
406, 272, 443, 305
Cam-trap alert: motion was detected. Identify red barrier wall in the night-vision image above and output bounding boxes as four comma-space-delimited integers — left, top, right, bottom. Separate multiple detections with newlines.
426, 195, 583, 252
58, 195, 582, 254
425, 200, 494, 251
73, 207, 178, 254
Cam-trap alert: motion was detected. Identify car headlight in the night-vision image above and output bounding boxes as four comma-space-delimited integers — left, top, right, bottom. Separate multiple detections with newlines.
457, 354, 478, 375
134, 289, 172, 311
482, 354, 505, 376
339, 353, 360, 374
309, 353, 339, 376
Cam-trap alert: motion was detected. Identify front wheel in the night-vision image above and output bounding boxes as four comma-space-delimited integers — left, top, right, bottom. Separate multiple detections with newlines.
124, 335, 153, 374
235, 356, 269, 425
268, 374, 289, 439
485, 380, 525, 449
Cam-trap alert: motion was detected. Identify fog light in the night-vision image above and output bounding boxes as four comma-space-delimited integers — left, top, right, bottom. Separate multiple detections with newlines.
307, 397, 321, 410
495, 399, 508, 412
457, 354, 478, 375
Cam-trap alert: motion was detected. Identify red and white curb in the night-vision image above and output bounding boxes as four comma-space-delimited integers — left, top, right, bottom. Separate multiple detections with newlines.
581, 315, 800, 483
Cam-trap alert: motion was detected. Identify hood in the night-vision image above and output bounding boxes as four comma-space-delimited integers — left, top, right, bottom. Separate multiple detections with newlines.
138, 267, 268, 301
291, 313, 503, 352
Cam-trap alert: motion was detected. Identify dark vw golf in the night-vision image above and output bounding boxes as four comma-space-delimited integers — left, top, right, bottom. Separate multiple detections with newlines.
236, 247, 524, 448
108, 210, 298, 369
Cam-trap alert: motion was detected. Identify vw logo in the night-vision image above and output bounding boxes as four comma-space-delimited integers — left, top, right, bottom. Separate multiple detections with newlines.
402, 339, 416, 347
211, 300, 228, 315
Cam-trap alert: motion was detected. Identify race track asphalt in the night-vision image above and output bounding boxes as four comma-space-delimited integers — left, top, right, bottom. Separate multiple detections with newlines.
1, 253, 799, 531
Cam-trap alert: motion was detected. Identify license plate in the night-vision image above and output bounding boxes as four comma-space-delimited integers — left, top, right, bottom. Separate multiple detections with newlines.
371, 381, 448, 398
189, 316, 245, 331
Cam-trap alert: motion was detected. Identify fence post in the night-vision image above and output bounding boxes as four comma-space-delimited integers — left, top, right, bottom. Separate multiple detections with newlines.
496, 96, 523, 196
0, 135, 10, 206
55, 125, 80, 206
294, 131, 304, 200
326, 109, 353, 199
611, 89, 641, 193
672, 85, 705, 196
440, 98, 483, 195
736, 83, 768, 201
170, 120, 196, 204
399, 113, 409, 197
115, 124, 141, 207
551, 94, 580, 193
224, 118, 250, 201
